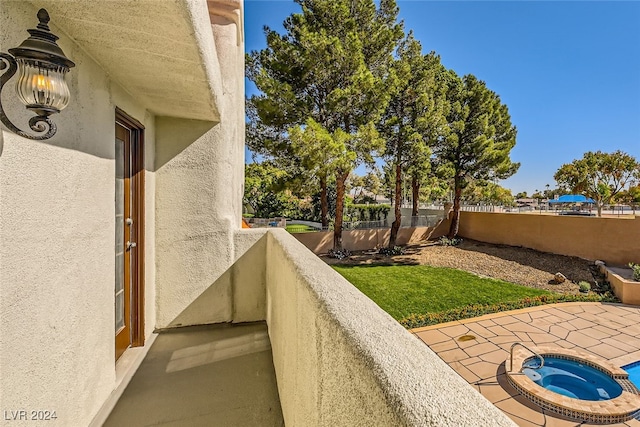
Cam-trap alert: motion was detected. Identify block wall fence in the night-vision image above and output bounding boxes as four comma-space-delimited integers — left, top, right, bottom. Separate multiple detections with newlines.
292, 211, 639, 267
457, 212, 639, 266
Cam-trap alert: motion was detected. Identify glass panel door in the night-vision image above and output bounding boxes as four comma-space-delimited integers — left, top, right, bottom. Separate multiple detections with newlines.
115, 136, 125, 333
115, 122, 132, 360
115, 110, 144, 362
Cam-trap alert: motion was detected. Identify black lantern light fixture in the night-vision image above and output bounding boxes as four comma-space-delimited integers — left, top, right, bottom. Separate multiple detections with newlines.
0, 8, 75, 140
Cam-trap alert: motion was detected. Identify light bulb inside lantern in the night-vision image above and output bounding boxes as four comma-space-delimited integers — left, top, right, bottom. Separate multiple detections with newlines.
15, 59, 70, 113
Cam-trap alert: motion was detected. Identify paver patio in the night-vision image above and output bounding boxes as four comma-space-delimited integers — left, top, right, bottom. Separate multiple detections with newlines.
411, 303, 640, 427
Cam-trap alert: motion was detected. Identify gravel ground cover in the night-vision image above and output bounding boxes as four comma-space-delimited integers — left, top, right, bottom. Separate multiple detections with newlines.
324, 239, 595, 294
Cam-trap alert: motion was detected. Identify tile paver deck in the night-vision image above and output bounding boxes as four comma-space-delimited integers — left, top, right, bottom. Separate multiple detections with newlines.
412, 303, 640, 427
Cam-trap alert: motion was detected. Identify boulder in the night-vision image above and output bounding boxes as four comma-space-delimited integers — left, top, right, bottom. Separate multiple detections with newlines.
554, 272, 567, 283
595, 260, 605, 267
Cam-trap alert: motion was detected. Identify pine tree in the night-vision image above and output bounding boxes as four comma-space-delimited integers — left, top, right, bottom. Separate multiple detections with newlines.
247, 0, 403, 249
434, 72, 519, 238
380, 34, 447, 246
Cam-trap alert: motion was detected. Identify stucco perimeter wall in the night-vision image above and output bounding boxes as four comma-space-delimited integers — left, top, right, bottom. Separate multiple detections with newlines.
293, 226, 446, 254
0, 3, 156, 425
457, 212, 640, 266
265, 229, 515, 426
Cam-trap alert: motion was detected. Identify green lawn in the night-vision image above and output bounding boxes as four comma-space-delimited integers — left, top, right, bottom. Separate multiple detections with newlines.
285, 224, 317, 233
332, 264, 549, 320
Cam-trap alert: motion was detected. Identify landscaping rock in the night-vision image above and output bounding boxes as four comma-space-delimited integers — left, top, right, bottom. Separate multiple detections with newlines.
595, 260, 605, 267
554, 272, 567, 283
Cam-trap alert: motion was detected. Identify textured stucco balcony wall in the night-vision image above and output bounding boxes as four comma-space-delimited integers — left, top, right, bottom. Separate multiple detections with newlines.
264, 229, 515, 426
154, 0, 245, 329
457, 212, 640, 266
0, 3, 159, 425
163, 229, 269, 327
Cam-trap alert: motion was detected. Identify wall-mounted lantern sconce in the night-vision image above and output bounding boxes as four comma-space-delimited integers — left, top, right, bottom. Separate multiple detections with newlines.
0, 8, 75, 140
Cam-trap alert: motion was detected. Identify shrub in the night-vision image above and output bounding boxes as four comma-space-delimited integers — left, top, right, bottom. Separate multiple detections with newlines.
629, 263, 640, 281
438, 236, 462, 246
578, 281, 591, 293
399, 293, 618, 329
346, 204, 391, 222
378, 246, 405, 256
328, 248, 351, 260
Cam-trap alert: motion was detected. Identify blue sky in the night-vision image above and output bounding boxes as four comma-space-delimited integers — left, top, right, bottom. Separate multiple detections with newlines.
245, 0, 640, 195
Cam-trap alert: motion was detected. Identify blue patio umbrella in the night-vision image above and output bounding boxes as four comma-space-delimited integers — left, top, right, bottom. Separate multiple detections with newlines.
549, 194, 595, 204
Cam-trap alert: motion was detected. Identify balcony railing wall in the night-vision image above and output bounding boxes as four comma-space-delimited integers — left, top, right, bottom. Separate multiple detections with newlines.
261, 229, 515, 426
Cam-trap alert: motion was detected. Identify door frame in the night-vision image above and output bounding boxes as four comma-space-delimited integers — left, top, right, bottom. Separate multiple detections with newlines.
116, 107, 146, 351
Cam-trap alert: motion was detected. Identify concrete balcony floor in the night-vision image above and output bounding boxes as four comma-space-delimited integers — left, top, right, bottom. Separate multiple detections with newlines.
104, 322, 284, 426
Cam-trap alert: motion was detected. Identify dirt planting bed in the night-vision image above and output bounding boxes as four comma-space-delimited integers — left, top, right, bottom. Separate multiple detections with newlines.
324, 239, 596, 294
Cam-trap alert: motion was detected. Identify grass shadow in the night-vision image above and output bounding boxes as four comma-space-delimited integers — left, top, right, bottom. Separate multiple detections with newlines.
328, 261, 416, 269
324, 253, 420, 267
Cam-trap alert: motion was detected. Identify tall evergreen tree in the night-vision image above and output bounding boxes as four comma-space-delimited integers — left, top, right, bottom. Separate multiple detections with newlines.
247, 0, 403, 249
379, 34, 447, 246
435, 72, 519, 238
288, 118, 349, 227
407, 157, 431, 225
244, 162, 303, 218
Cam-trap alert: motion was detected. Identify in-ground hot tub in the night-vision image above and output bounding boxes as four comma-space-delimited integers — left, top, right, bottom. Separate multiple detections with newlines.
522, 356, 623, 401
507, 345, 640, 424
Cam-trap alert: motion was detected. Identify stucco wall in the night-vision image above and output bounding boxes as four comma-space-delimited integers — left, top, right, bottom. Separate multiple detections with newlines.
601, 266, 640, 305
154, 3, 245, 329
0, 3, 159, 425
265, 229, 515, 426
25, 0, 222, 122
293, 224, 448, 254
162, 229, 268, 328
457, 212, 640, 266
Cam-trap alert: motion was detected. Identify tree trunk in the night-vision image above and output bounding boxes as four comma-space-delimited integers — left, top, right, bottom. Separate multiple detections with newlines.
448, 176, 462, 238
411, 174, 419, 227
597, 203, 603, 217
389, 164, 402, 248
320, 176, 329, 228
333, 172, 349, 250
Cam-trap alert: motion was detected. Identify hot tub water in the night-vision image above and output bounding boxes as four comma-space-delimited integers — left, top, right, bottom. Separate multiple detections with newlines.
522, 356, 623, 401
